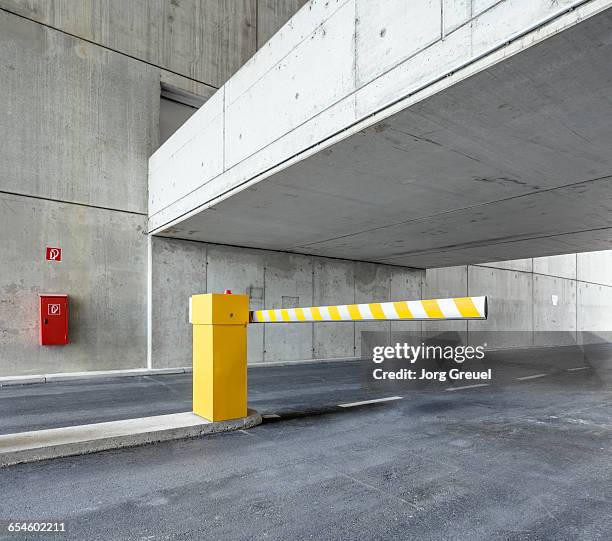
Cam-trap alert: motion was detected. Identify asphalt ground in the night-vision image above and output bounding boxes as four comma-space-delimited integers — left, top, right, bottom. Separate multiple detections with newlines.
0, 343, 611, 540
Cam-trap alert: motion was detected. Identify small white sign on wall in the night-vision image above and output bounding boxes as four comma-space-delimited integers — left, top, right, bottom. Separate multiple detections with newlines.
551, 294, 559, 306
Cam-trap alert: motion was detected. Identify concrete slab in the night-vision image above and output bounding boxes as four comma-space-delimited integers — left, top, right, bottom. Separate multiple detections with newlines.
263, 252, 314, 362
355, 262, 391, 357
533, 254, 577, 280
423, 266, 468, 342
150, 1, 612, 268
468, 265, 533, 348
257, 0, 309, 48
313, 258, 355, 359
151, 237, 208, 369
0, 10, 158, 214
0, 410, 261, 467
577, 282, 612, 342
0, 192, 148, 377
533, 274, 577, 346
0, 0, 258, 89
389, 266, 423, 339
577, 250, 612, 286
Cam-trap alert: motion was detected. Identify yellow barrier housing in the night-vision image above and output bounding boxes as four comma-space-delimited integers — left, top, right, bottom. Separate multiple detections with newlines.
190, 293, 249, 422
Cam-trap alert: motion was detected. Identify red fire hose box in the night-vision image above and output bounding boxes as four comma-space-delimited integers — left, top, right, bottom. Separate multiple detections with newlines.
39, 294, 68, 345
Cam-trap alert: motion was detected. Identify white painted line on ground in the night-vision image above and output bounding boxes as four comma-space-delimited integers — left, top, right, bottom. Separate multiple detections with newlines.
516, 373, 549, 380
445, 383, 490, 392
262, 414, 281, 419
338, 396, 403, 408
566, 366, 589, 371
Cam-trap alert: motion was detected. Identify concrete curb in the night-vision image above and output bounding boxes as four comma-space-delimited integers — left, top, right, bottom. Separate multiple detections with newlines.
0, 367, 193, 387
250, 356, 360, 368
0, 409, 261, 467
0, 359, 362, 386
0, 375, 47, 386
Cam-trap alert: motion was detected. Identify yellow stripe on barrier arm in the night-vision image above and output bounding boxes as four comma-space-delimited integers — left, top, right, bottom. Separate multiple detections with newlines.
249, 296, 487, 323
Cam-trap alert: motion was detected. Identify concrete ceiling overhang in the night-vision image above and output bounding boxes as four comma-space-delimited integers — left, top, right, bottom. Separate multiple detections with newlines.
152, 2, 612, 268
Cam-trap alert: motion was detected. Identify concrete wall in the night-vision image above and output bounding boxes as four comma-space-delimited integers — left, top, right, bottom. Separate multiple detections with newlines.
0, 193, 148, 376
151, 242, 612, 367
0, 10, 154, 376
425, 252, 612, 350
151, 237, 425, 367
0, 0, 254, 88
0, 2, 307, 377
0, 0, 307, 90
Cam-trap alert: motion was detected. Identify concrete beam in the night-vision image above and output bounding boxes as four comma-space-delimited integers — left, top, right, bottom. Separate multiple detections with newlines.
150, 0, 612, 268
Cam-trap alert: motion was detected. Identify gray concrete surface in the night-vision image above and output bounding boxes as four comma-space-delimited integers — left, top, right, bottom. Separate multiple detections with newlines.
468, 266, 533, 348
151, 239, 426, 367
0, 0, 309, 90
150, 237, 207, 369
0, 345, 610, 540
423, 266, 467, 342
0, 410, 261, 468
313, 257, 356, 360
150, 1, 612, 269
0, 8, 155, 377
578, 250, 612, 286
0, 9, 159, 213
0, 1, 309, 377
150, 237, 612, 367
0, 193, 148, 376
0, 0, 255, 89
578, 282, 612, 341
533, 254, 576, 280
257, 0, 309, 48
533, 274, 577, 346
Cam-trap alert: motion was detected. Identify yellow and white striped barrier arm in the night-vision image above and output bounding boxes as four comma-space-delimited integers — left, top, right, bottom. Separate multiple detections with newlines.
250, 296, 487, 323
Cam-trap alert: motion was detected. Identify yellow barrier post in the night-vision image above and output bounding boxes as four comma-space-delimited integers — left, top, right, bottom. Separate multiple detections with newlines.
190, 291, 249, 422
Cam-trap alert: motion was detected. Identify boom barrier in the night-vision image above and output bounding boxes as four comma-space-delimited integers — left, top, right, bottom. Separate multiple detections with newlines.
190, 293, 488, 422
250, 296, 487, 323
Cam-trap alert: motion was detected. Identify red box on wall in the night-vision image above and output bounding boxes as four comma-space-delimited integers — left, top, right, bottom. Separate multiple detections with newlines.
39, 294, 68, 345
